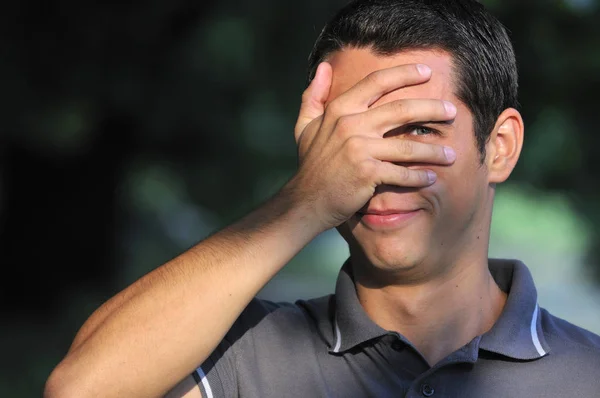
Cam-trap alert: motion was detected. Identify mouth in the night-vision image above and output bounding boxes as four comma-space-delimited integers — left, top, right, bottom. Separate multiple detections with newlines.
356, 209, 423, 230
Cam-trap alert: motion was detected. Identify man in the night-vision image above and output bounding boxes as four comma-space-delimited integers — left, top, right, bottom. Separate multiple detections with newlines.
45, 0, 600, 397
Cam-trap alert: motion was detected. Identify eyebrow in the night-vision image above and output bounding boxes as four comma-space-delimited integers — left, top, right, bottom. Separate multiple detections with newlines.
411, 120, 455, 130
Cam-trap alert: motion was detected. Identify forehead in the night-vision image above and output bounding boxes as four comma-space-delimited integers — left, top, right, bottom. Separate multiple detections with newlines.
325, 47, 458, 107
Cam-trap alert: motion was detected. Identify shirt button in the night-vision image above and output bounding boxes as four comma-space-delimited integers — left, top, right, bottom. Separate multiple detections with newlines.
391, 340, 403, 351
421, 384, 435, 397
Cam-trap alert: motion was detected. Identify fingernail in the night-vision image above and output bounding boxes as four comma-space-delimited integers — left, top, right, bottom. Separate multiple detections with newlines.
444, 146, 456, 162
417, 64, 431, 76
427, 171, 437, 184
444, 101, 457, 117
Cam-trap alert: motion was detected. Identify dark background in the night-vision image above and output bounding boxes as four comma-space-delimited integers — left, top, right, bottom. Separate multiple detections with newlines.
2, 0, 600, 396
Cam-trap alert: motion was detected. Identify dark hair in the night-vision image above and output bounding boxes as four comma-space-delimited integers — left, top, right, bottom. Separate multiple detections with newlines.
307, 0, 518, 161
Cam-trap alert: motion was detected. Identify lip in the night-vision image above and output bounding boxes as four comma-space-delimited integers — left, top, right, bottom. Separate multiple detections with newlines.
357, 209, 422, 230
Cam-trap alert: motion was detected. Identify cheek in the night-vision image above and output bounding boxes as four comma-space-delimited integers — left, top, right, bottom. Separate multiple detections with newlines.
427, 156, 487, 221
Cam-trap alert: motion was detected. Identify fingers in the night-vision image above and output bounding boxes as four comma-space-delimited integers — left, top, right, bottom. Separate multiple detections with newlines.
375, 161, 437, 188
369, 98, 456, 134
326, 64, 432, 118
342, 135, 455, 189
295, 62, 333, 142
366, 137, 456, 165
333, 98, 456, 138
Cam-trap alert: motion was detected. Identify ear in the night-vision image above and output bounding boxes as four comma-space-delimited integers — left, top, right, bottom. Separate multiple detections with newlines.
486, 108, 524, 184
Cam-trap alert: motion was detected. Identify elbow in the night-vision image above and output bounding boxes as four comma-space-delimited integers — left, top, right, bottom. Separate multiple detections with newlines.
44, 362, 84, 398
43, 375, 63, 398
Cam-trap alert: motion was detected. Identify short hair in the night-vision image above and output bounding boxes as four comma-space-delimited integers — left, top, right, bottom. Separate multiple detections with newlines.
307, 0, 518, 161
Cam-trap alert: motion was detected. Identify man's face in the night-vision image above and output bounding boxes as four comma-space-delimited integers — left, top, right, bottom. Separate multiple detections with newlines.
327, 48, 494, 282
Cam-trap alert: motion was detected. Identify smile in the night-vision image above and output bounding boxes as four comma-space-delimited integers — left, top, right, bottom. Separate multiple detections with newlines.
357, 209, 423, 230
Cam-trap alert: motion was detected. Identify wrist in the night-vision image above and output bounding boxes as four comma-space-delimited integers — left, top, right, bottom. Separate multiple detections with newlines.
277, 175, 330, 239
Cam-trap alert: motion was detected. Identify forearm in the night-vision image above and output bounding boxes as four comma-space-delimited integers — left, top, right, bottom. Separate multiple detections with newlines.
45, 184, 322, 398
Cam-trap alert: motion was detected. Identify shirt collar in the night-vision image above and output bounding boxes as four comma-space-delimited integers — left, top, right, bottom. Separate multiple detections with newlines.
478, 258, 550, 360
329, 259, 389, 353
329, 258, 550, 360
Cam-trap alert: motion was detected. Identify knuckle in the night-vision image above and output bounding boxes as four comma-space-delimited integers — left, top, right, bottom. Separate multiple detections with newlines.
359, 159, 378, 181
399, 102, 416, 121
301, 88, 311, 104
398, 139, 414, 157
365, 70, 386, 89
336, 115, 358, 137
398, 166, 411, 182
391, 100, 405, 115
344, 135, 366, 157
325, 100, 343, 118
414, 169, 427, 183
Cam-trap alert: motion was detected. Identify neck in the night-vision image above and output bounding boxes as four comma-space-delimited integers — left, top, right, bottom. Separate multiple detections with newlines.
354, 258, 507, 366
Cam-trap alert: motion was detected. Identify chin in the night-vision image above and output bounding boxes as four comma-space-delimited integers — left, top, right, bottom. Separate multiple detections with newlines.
359, 234, 428, 268
339, 225, 435, 282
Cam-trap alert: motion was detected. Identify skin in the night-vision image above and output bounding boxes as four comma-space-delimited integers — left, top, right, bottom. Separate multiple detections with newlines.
332, 48, 486, 281
321, 48, 523, 364
43, 47, 523, 398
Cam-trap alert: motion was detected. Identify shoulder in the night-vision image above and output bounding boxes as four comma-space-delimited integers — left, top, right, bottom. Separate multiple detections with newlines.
227, 295, 334, 344
540, 307, 600, 361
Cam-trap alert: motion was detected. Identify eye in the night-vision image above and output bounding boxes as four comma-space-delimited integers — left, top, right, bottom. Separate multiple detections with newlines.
408, 126, 434, 136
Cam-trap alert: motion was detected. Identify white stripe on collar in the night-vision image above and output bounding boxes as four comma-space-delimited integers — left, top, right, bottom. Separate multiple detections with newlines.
530, 303, 546, 356
333, 318, 342, 353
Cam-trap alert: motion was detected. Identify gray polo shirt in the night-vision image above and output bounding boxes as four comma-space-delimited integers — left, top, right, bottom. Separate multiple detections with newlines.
193, 259, 600, 397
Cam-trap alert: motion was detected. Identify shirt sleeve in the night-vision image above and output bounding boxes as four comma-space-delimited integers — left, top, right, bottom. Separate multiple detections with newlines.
192, 298, 285, 398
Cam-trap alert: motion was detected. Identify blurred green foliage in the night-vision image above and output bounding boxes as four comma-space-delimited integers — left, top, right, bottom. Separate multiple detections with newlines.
1, 0, 600, 396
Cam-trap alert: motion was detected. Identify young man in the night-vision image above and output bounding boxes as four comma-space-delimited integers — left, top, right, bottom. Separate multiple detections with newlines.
45, 0, 600, 397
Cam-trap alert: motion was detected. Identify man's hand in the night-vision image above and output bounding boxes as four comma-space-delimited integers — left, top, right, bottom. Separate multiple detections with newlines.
289, 62, 458, 232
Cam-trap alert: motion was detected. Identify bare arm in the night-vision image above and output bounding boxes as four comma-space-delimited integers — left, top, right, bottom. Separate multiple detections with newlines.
44, 62, 456, 398
44, 188, 321, 398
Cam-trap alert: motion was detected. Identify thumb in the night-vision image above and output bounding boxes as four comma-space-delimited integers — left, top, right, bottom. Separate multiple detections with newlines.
294, 62, 332, 143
